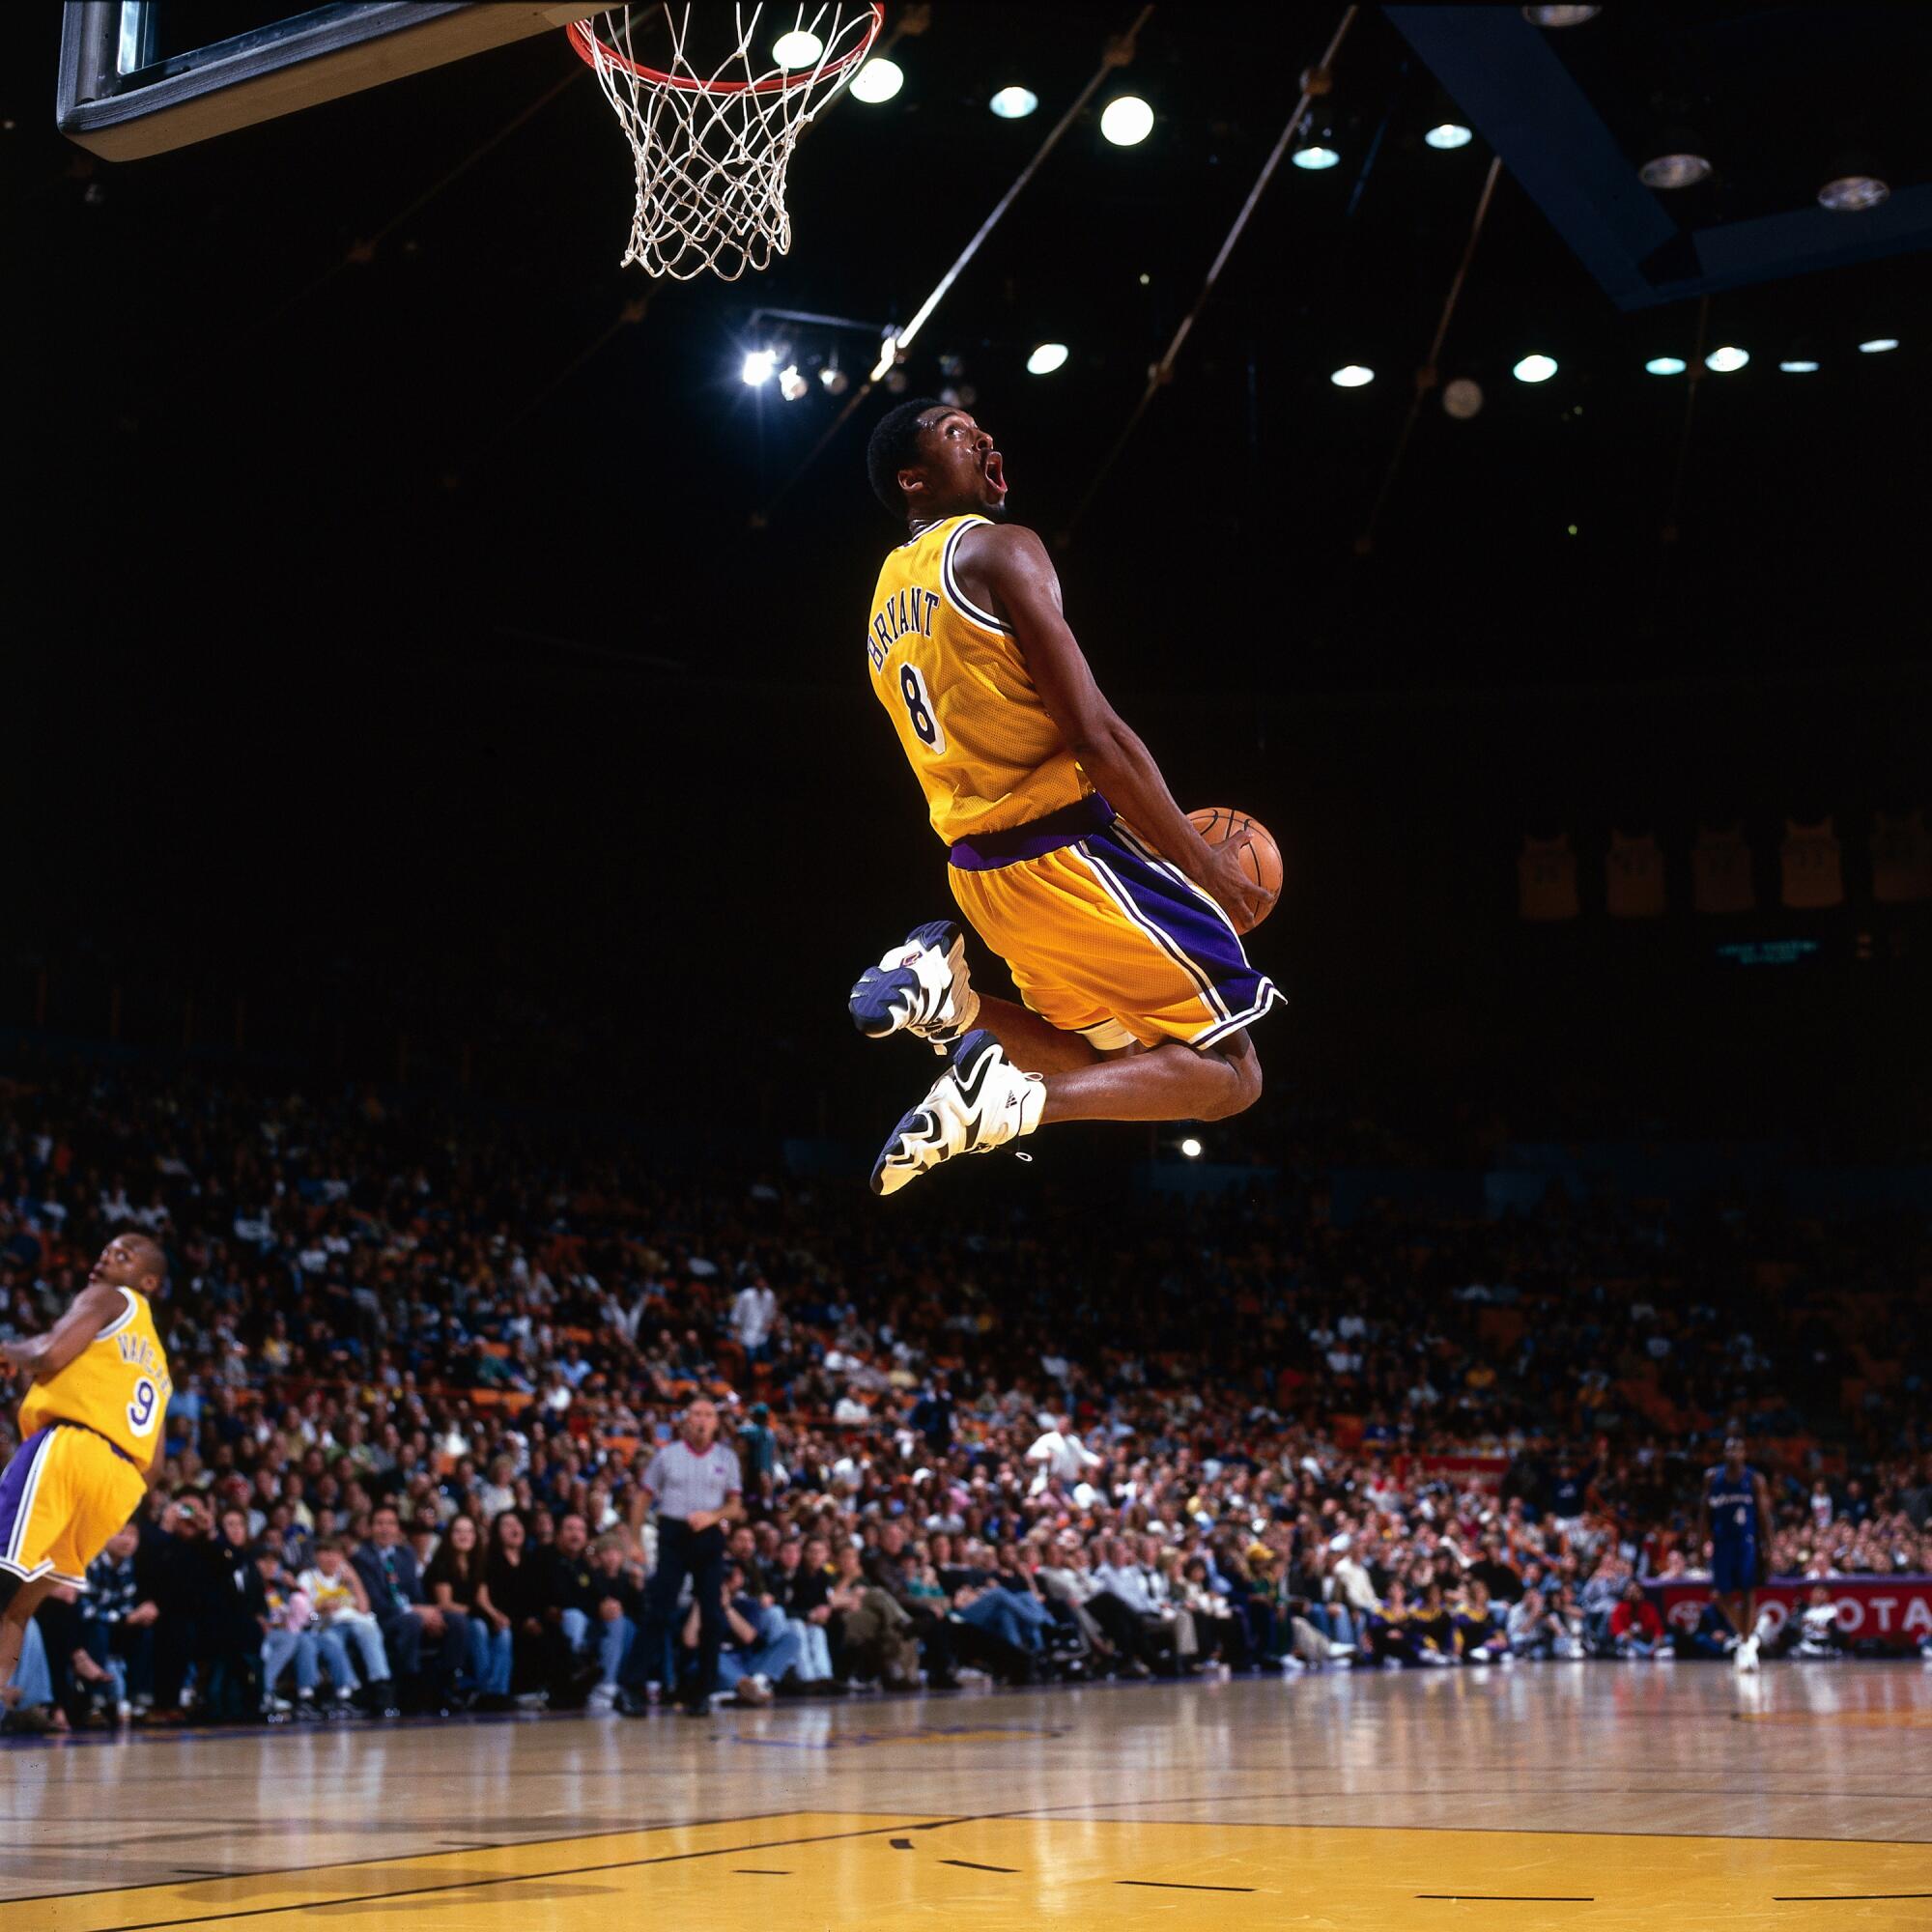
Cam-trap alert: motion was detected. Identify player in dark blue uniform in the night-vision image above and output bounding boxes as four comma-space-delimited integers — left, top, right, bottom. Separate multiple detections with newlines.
1699, 1434, 1772, 1671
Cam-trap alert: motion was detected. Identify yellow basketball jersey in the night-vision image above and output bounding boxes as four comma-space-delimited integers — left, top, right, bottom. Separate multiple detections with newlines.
866, 514, 1091, 845
19, 1288, 171, 1463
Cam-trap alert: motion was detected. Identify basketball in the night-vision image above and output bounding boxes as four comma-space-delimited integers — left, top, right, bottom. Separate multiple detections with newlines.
1188, 806, 1282, 931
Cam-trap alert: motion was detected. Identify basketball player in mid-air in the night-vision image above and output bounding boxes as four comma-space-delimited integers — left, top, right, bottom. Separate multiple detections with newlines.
852, 398, 1281, 1194
0, 1234, 173, 1691
1700, 1433, 1772, 1671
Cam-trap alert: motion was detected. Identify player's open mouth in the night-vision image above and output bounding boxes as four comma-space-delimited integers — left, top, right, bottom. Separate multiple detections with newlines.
983, 451, 1006, 494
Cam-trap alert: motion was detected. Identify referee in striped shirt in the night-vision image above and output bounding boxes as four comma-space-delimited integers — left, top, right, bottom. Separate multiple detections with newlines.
621, 1397, 744, 1717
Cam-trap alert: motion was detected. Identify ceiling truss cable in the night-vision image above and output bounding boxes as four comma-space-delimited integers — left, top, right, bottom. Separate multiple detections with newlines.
1354, 151, 1501, 555
1062, 4, 1357, 547
1647, 292, 1713, 625
749, 4, 1155, 530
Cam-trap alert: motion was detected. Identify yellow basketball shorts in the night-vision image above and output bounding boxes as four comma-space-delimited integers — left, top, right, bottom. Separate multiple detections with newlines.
0, 1423, 147, 1588
949, 813, 1280, 1051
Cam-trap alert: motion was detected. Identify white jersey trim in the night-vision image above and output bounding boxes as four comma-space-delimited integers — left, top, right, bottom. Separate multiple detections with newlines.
96, 1288, 140, 1341
939, 518, 1016, 638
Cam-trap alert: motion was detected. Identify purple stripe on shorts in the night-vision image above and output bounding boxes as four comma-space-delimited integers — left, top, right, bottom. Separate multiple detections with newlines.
0, 1428, 53, 1568
949, 794, 1116, 870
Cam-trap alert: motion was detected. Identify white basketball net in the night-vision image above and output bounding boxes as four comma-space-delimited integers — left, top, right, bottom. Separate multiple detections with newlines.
573, 5, 881, 281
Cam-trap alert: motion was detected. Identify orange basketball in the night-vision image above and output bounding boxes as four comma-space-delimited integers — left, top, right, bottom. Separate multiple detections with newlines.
1187, 807, 1281, 932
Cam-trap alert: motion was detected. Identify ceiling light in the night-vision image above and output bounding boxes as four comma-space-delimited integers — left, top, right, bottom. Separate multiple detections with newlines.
1179, 1137, 1203, 1159
1777, 359, 1820, 374
741, 348, 777, 386
1819, 174, 1889, 213
1330, 365, 1375, 388
1639, 152, 1712, 190
771, 28, 824, 70
1292, 143, 1341, 171
1644, 355, 1687, 375
1027, 342, 1069, 376
1424, 123, 1473, 150
1442, 377, 1483, 418
1704, 345, 1748, 373
847, 56, 903, 104
778, 362, 809, 401
989, 85, 1038, 120
1099, 96, 1153, 147
1512, 354, 1557, 384
1859, 337, 1899, 354
1522, 5, 1600, 23
820, 364, 849, 394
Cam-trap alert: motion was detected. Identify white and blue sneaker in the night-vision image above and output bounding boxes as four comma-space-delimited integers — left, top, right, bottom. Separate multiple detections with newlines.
849, 921, 980, 1053
869, 1029, 1044, 1196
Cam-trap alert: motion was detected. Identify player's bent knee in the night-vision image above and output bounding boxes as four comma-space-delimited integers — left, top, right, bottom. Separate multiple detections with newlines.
1196, 1036, 1263, 1119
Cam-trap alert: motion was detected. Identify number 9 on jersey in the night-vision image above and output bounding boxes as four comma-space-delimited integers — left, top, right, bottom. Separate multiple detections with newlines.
128, 1376, 159, 1435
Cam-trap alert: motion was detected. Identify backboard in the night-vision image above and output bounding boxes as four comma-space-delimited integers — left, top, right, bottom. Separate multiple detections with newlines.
58, 2, 597, 160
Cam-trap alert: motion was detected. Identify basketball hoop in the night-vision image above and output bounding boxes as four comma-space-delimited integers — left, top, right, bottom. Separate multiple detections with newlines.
568, 4, 886, 280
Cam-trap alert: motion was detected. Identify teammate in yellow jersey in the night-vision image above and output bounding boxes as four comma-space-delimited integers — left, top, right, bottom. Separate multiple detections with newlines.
853, 397, 1281, 1194
0, 1233, 172, 1691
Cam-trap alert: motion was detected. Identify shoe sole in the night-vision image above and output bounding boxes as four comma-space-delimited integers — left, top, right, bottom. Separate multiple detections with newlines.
848, 921, 962, 1038
868, 1027, 999, 1196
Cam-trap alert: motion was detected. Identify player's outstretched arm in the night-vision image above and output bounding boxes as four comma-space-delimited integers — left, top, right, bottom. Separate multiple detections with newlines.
0, 1282, 124, 1381
965, 525, 1274, 931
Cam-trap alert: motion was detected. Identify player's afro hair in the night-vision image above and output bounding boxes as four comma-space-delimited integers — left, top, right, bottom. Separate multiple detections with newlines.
867, 395, 945, 518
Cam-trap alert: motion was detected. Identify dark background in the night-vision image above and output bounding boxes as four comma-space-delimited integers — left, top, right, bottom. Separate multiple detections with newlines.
9, 3, 1931, 1159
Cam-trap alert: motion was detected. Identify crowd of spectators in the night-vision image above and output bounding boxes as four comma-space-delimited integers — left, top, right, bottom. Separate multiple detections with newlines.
1, 1064, 1927, 1732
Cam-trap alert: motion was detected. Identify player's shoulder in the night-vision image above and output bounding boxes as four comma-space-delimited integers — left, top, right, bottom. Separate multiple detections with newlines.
955, 517, 1048, 563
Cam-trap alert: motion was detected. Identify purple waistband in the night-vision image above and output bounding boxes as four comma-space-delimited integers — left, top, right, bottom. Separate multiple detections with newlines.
949, 794, 1116, 870
60, 1420, 137, 1466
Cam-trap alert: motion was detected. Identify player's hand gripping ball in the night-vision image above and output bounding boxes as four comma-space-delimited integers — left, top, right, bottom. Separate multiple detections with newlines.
1188, 807, 1281, 935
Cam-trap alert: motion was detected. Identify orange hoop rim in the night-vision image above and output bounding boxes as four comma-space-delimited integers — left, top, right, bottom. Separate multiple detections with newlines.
566, 5, 885, 97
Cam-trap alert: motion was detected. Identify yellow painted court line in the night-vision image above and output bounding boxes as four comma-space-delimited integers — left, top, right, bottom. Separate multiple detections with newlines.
18, 1814, 1932, 1932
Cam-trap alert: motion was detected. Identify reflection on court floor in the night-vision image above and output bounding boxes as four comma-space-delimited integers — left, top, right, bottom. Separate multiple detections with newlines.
6, 1667, 1929, 1932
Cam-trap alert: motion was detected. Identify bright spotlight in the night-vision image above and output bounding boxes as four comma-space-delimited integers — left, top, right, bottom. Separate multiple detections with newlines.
1179, 1137, 1204, 1159
1777, 359, 1820, 374
1639, 152, 1712, 189
1512, 353, 1557, 384
847, 56, 903, 103
1522, 4, 1600, 22
989, 85, 1038, 120
1858, 337, 1899, 354
1424, 123, 1473, 150
1027, 342, 1069, 376
1292, 144, 1341, 171
1442, 377, 1484, 418
1644, 355, 1687, 376
1329, 364, 1375, 388
778, 363, 809, 401
1819, 174, 1889, 213
1099, 95, 1154, 147
771, 27, 824, 70
1704, 345, 1748, 373
820, 364, 850, 395
741, 348, 777, 386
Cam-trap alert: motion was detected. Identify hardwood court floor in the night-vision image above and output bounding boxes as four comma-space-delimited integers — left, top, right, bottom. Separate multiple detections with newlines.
6, 1662, 1930, 1930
